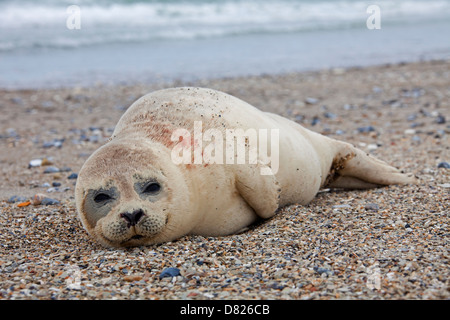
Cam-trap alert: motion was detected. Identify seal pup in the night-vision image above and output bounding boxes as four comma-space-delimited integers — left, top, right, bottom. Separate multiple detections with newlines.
75, 87, 416, 247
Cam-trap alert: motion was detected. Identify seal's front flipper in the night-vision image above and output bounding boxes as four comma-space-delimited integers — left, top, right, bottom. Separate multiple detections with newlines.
324, 141, 417, 189
234, 163, 281, 219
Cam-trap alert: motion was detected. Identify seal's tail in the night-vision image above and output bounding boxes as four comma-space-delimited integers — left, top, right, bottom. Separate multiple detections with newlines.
324, 141, 417, 189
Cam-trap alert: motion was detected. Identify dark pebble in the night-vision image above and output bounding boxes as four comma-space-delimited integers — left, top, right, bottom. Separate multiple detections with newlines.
67, 173, 78, 179
437, 162, 450, 169
323, 112, 337, 119
311, 117, 320, 126
159, 267, 180, 279
357, 126, 376, 133
41, 198, 60, 206
52, 182, 61, 187
7, 195, 27, 203
196, 259, 204, 266
405, 223, 411, 228
435, 115, 446, 124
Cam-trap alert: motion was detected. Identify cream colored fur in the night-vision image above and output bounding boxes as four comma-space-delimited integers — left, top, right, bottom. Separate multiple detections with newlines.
75, 87, 416, 247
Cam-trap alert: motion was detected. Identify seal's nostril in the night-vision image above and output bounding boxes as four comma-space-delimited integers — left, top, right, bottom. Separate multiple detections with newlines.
120, 209, 144, 227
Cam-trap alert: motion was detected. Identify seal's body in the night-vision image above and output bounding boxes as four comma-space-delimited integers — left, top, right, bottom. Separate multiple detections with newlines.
75, 87, 416, 247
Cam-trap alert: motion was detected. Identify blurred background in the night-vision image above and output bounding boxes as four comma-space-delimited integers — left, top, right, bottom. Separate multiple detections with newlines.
0, 0, 449, 88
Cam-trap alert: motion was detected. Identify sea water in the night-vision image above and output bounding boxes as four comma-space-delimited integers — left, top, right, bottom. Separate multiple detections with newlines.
0, 0, 449, 88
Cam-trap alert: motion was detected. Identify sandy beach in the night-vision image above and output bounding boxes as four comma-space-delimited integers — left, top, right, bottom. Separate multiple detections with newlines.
0, 60, 449, 300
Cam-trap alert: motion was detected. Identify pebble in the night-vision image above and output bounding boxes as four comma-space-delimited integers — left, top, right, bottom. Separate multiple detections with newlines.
6, 128, 18, 138
32, 193, 47, 205
42, 139, 64, 149
40, 197, 60, 206
67, 173, 78, 180
332, 204, 352, 209
43, 167, 60, 174
435, 115, 446, 124
305, 97, 319, 105
365, 203, 380, 211
310, 117, 320, 126
7, 195, 27, 203
372, 86, 383, 93
323, 112, 337, 119
28, 159, 43, 168
357, 126, 376, 133
159, 267, 181, 279
313, 267, 334, 276
437, 162, 450, 169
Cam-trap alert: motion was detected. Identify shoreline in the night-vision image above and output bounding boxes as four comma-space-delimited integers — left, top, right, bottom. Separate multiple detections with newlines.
1, 58, 449, 92
0, 60, 449, 300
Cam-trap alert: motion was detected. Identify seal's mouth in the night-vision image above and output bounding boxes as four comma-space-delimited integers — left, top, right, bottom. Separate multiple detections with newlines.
131, 234, 144, 240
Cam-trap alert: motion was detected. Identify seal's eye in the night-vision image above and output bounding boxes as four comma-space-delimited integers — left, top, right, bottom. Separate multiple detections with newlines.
143, 182, 161, 194
94, 193, 112, 203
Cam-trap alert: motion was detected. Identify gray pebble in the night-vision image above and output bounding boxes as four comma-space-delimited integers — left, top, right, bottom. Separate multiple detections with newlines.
43, 167, 60, 174
41, 101, 54, 108
311, 117, 320, 126
332, 204, 352, 209
6, 128, 18, 138
42, 139, 64, 149
365, 203, 380, 211
11, 97, 23, 105
435, 115, 446, 124
313, 266, 334, 276
372, 86, 383, 93
437, 162, 450, 169
159, 267, 180, 279
41, 198, 60, 206
323, 112, 337, 119
7, 195, 27, 203
305, 97, 319, 105
357, 126, 376, 133
89, 135, 100, 143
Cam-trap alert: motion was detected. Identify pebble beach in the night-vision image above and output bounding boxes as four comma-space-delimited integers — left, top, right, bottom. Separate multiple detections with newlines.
0, 60, 449, 300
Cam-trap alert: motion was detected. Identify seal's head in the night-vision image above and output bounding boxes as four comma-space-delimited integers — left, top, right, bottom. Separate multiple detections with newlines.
75, 138, 194, 247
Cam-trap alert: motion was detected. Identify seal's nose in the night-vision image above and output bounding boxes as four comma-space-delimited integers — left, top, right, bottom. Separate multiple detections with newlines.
120, 209, 144, 227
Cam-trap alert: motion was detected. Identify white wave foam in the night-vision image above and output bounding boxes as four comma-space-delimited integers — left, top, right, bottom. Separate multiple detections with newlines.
1, 0, 449, 50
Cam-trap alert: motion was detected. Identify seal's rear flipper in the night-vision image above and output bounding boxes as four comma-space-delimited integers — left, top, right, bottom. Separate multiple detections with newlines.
324, 142, 417, 189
